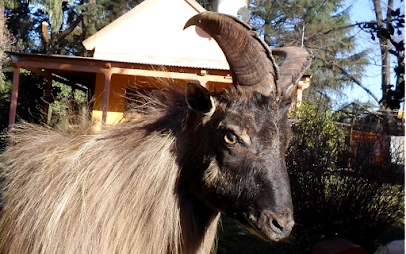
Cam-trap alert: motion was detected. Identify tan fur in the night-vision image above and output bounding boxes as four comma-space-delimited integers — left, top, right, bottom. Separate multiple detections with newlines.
0, 123, 220, 254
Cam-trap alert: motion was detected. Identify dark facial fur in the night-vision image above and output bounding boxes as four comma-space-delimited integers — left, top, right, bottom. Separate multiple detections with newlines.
176, 88, 295, 241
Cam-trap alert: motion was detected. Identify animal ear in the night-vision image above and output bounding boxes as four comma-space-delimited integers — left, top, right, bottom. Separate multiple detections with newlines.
186, 81, 215, 115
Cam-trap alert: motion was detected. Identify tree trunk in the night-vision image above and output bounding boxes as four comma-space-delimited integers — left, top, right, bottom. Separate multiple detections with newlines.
0, 3, 5, 89
372, 0, 392, 109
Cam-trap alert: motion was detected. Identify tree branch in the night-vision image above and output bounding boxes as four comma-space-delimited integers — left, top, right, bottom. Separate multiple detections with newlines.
316, 54, 381, 104
331, 62, 381, 105
56, 15, 83, 42
322, 23, 363, 35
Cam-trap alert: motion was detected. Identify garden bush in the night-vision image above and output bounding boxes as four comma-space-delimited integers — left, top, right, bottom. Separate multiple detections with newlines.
216, 102, 404, 254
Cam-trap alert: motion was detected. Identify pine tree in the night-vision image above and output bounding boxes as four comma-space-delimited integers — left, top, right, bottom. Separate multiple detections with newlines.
0, 3, 13, 89
250, 0, 369, 107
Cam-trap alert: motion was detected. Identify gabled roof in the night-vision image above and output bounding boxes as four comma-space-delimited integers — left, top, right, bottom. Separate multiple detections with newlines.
83, 0, 229, 70
83, 0, 205, 48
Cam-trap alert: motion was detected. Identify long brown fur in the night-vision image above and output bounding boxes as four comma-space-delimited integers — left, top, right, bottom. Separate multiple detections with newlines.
0, 11, 311, 253
0, 87, 220, 254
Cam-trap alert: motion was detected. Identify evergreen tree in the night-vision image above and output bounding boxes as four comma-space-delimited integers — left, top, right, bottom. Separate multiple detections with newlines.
0, 4, 14, 89
249, 0, 369, 107
196, 0, 215, 10
5, 1, 48, 53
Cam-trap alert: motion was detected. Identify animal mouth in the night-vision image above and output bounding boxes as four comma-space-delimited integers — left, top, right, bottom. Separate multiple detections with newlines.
242, 211, 294, 242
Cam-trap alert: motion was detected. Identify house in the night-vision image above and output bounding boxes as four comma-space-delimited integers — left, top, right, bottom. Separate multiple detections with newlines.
81, 0, 233, 131
7, 0, 311, 132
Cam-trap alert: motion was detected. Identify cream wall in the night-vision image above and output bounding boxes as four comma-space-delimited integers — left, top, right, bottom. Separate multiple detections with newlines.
85, 0, 229, 69
91, 73, 216, 128
93, 73, 136, 113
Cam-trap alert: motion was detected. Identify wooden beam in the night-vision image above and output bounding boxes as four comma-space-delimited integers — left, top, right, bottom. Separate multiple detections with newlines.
17, 60, 232, 86
9, 54, 111, 70
9, 53, 232, 86
25, 67, 87, 92
16, 60, 105, 74
108, 67, 232, 84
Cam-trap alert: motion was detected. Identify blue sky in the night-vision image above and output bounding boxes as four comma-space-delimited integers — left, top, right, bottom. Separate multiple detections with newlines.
337, 0, 404, 110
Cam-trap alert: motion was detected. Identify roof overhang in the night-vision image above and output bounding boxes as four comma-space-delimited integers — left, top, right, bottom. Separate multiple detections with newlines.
7, 52, 232, 87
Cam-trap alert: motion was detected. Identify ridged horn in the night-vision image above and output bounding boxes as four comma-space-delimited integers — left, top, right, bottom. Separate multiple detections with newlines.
184, 11, 279, 96
271, 47, 313, 98
184, 12, 314, 98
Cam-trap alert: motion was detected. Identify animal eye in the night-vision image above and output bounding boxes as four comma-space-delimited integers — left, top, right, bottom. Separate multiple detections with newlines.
224, 132, 237, 145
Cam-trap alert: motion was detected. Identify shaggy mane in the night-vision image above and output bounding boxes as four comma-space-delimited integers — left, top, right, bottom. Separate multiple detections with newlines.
0, 86, 220, 254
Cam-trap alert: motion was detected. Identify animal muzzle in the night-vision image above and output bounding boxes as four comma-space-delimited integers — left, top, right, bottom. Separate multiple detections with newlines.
245, 209, 294, 242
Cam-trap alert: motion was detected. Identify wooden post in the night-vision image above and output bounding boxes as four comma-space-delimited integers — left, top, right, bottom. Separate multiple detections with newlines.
8, 67, 20, 128
8, 66, 20, 146
102, 72, 112, 124
43, 77, 53, 125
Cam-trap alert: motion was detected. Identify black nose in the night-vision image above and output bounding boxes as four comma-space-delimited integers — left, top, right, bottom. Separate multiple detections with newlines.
270, 212, 294, 234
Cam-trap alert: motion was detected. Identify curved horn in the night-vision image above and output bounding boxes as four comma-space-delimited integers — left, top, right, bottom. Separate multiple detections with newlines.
184, 11, 279, 96
271, 47, 313, 98
184, 12, 314, 98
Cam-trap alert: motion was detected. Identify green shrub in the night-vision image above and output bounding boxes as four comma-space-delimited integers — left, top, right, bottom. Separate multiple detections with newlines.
286, 103, 404, 253
216, 102, 404, 254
